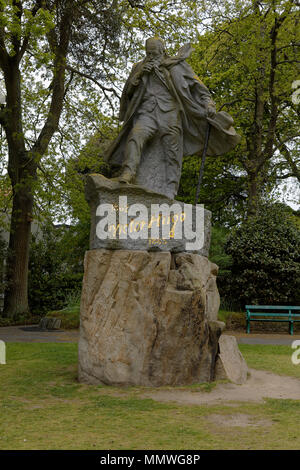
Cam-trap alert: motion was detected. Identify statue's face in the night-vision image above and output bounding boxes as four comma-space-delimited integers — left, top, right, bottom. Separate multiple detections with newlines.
146, 41, 163, 61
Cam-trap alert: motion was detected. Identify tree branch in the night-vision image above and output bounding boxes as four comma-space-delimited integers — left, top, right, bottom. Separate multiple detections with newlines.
276, 135, 300, 182
276, 173, 296, 179
11, 0, 23, 57
19, 0, 44, 60
276, 60, 300, 65
0, 3, 9, 70
66, 65, 120, 100
32, 3, 72, 157
277, 43, 300, 51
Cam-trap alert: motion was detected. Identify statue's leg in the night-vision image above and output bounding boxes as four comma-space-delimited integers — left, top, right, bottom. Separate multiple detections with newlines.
120, 114, 157, 183
160, 110, 183, 198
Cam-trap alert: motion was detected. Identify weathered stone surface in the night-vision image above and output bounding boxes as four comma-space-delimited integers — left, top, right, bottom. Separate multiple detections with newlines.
169, 253, 220, 322
85, 173, 211, 257
214, 335, 248, 385
0, 340, 6, 365
39, 317, 61, 330
78, 249, 224, 386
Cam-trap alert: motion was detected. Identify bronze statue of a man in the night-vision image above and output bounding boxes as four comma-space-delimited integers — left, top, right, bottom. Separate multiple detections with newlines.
105, 37, 240, 199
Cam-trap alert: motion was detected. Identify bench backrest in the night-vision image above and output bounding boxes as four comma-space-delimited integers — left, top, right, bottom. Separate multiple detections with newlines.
245, 305, 300, 316
246, 305, 300, 310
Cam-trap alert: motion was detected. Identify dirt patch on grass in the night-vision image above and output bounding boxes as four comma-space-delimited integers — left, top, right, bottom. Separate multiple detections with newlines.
142, 369, 300, 405
207, 413, 272, 428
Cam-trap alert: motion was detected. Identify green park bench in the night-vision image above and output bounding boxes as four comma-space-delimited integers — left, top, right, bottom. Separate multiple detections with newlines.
245, 305, 300, 335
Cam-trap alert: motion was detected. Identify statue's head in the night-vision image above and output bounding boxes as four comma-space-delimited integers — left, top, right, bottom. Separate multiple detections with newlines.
145, 37, 165, 60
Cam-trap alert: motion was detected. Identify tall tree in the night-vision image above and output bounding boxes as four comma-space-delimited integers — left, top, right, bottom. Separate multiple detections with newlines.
190, 0, 300, 216
0, 0, 125, 318
0, 0, 200, 319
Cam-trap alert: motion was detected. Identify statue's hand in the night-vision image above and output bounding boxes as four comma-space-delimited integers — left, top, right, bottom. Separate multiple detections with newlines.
132, 63, 152, 85
207, 106, 217, 119
141, 62, 153, 74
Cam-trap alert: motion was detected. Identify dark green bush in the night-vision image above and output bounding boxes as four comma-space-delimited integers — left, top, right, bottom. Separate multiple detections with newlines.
28, 220, 89, 316
221, 204, 300, 308
209, 225, 242, 311
209, 225, 233, 276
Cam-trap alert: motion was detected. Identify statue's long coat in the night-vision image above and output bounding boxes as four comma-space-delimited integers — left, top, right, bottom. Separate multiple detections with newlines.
105, 55, 241, 169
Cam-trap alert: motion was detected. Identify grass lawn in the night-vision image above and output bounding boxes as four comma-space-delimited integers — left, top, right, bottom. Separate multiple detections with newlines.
0, 343, 299, 450
240, 344, 300, 378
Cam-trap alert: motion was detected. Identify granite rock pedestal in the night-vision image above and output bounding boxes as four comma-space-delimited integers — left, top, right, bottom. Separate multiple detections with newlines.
78, 249, 224, 386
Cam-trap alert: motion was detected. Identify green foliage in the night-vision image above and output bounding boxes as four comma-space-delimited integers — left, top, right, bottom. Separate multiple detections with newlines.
218, 310, 245, 330
46, 290, 81, 329
28, 220, 89, 316
59, 120, 117, 223
0, 1, 202, 225
209, 226, 243, 311
46, 304, 80, 330
187, 0, 300, 217
209, 225, 232, 274
222, 204, 300, 307
0, 174, 12, 214
178, 151, 248, 226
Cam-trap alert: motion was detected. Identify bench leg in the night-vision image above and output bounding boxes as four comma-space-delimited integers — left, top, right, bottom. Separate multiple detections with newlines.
289, 321, 294, 335
246, 320, 250, 334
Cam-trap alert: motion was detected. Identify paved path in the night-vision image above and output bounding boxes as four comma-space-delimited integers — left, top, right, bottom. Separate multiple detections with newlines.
0, 325, 79, 343
224, 330, 300, 346
0, 325, 299, 345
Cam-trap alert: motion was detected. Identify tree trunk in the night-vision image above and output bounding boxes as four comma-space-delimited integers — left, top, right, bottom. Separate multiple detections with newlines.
1, 54, 34, 318
0, 2, 71, 320
3, 183, 33, 318
247, 171, 259, 217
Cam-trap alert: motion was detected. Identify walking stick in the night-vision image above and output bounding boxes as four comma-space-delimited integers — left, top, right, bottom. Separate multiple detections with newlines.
194, 122, 211, 205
